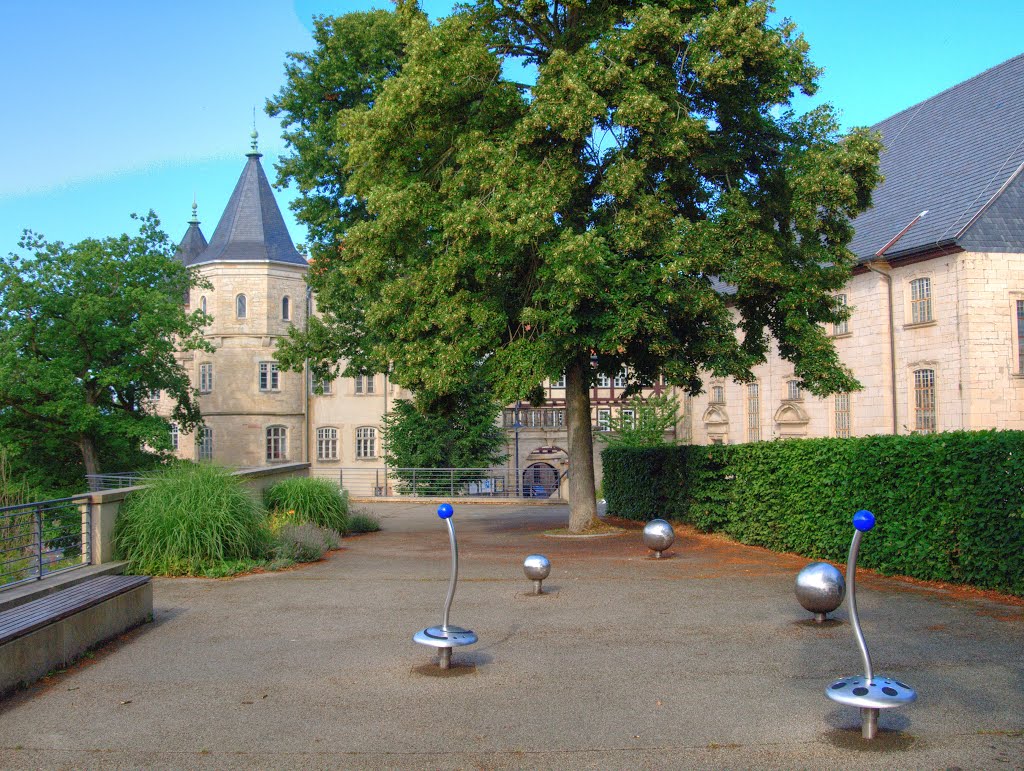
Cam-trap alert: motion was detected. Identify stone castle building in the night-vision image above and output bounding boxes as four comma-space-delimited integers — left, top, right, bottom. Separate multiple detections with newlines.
163, 54, 1024, 490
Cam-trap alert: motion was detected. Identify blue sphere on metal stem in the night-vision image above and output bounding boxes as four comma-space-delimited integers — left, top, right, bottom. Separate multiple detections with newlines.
853, 509, 875, 532
437, 503, 454, 519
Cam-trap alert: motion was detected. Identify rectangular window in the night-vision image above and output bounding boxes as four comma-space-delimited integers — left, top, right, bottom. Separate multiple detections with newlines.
199, 363, 213, 393
259, 362, 280, 391
711, 385, 725, 404
1017, 300, 1024, 373
170, 423, 179, 451
613, 369, 628, 389
746, 383, 760, 442
621, 409, 636, 430
835, 392, 851, 438
914, 369, 936, 433
311, 376, 332, 395
355, 375, 375, 394
551, 374, 566, 389
266, 426, 287, 461
197, 427, 213, 460
597, 408, 611, 431
910, 278, 932, 324
356, 427, 377, 458
787, 380, 802, 401
316, 427, 338, 461
834, 294, 849, 335
596, 373, 611, 388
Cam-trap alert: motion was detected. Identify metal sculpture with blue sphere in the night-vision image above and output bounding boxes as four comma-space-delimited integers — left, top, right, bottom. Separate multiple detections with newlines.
523, 554, 551, 595
413, 503, 477, 669
826, 510, 917, 739
643, 519, 675, 558
795, 562, 846, 623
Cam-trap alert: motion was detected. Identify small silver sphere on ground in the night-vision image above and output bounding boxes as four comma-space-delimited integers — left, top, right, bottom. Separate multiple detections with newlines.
523, 554, 551, 594
642, 519, 675, 558
795, 562, 846, 622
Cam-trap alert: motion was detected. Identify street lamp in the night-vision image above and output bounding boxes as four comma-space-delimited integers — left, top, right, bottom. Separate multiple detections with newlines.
513, 400, 522, 497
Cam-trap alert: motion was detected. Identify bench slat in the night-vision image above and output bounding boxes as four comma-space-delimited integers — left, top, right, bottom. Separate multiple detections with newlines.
0, 575, 150, 645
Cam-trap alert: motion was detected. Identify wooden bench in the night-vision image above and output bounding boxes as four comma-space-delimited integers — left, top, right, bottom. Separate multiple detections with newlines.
0, 574, 152, 695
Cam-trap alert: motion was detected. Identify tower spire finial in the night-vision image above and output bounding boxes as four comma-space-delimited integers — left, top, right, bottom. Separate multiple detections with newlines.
189, 195, 200, 225
247, 108, 261, 157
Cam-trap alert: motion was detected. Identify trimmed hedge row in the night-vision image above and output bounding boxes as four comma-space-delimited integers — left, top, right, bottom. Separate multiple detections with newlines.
603, 431, 1024, 595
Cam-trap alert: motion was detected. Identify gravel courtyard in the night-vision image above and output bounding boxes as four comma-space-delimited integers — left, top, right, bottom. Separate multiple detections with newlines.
1, 502, 1021, 769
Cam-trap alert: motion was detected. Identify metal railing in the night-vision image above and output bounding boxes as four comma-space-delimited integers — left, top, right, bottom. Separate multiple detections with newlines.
313, 467, 565, 500
1, 497, 92, 590
84, 473, 152, 491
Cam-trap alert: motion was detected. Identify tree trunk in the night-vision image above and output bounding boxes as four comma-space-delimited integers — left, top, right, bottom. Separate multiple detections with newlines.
565, 356, 597, 532
79, 435, 101, 490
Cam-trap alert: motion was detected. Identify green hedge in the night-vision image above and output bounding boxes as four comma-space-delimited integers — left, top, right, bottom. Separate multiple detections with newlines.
602, 431, 1024, 595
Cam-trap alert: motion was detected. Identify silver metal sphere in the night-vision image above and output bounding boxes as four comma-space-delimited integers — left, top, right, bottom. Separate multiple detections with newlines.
795, 562, 846, 621
642, 519, 675, 557
523, 554, 551, 595
523, 554, 551, 581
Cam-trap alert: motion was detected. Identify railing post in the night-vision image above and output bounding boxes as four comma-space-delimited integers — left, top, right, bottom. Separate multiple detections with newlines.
339, 468, 344, 490
413, 469, 417, 496
84, 499, 92, 566
450, 469, 455, 497
35, 505, 43, 580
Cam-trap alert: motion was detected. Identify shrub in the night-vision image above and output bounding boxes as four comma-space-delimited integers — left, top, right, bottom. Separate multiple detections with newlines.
602, 431, 1024, 596
345, 510, 382, 534
265, 477, 349, 532
273, 522, 341, 563
113, 463, 271, 576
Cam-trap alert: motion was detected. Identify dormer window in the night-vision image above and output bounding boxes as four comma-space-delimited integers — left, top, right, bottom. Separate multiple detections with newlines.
282, 296, 290, 321
236, 294, 247, 319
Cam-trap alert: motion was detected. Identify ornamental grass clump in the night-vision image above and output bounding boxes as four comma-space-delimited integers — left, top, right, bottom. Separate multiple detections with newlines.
113, 463, 271, 576
264, 477, 349, 532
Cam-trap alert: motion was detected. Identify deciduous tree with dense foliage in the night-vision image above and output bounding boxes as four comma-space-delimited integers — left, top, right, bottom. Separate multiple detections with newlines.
271, 0, 882, 532
382, 384, 508, 470
0, 213, 212, 485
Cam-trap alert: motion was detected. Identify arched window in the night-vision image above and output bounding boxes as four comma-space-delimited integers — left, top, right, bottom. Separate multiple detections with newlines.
199, 296, 207, 314
316, 427, 338, 461
281, 296, 290, 321
236, 294, 247, 319
355, 427, 377, 458
266, 425, 287, 461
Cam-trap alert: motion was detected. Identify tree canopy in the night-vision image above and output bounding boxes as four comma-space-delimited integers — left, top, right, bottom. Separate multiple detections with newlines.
270, 0, 882, 530
381, 385, 509, 471
0, 213, 212, 488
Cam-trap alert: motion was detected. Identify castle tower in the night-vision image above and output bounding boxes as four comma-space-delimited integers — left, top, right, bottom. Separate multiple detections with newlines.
178, 131, 309, 467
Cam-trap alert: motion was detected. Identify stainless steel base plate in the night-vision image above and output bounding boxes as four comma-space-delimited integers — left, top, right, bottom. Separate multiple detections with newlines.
413, 625, 478, 649
826, 675, 917, 709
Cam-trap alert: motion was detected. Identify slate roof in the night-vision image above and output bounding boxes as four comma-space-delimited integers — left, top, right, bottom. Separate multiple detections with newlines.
175, 220, 208, 266
189, 151, 306, 267
849, 53, 1024, 261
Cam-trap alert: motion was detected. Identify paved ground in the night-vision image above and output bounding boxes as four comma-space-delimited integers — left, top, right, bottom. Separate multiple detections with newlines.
1, 502, 1022, 769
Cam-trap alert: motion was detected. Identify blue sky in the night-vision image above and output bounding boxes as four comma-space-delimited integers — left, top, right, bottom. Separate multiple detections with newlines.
2, 1, 1022, 255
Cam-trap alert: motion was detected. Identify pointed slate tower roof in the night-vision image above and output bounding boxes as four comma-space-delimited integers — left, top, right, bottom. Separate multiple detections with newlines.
189, 130, 306, 267
175, 200, 209, 265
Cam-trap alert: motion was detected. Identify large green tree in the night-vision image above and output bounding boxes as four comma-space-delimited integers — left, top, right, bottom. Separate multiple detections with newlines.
0, 213, 212, 485
272, 0, 881, 531
381, 385, 508, 469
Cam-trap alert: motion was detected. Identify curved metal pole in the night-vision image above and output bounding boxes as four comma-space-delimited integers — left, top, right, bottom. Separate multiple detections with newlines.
441, 517, 458, 632
846, 529, 873, 682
